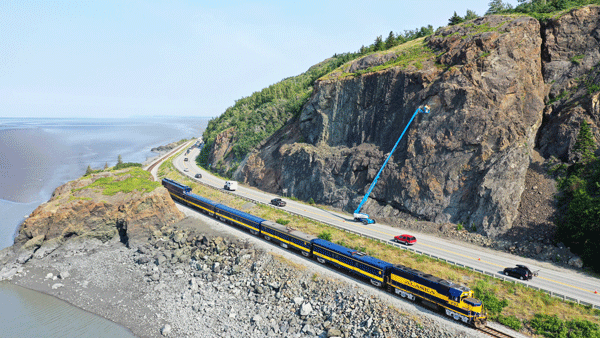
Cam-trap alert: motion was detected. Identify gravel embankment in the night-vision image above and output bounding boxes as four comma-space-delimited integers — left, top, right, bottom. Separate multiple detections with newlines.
1, 209, 489, 338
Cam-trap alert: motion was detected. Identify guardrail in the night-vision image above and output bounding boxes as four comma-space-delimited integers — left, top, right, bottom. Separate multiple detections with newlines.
173, 159, 600, 310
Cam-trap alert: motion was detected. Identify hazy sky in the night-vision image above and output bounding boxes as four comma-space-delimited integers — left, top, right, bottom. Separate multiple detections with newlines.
1, 0, 519, 118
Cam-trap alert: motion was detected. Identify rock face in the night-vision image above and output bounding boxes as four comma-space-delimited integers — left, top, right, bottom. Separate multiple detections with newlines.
210, 6, 600, 238
538, 6, 600, 161
240, 15, 547, 237
14, 168, 184, 248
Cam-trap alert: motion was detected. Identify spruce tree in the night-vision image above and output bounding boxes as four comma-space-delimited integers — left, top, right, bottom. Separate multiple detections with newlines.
464, 9, 479, 20
448, 11, 464, 25
384, 31, 397, 49
486, 0, 512, 15
373, 35, 383, 52
574, 120, 596, 165
85, 165, 92, 175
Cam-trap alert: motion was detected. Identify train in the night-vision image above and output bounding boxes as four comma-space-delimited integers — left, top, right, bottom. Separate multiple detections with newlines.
161, 178, 488, 327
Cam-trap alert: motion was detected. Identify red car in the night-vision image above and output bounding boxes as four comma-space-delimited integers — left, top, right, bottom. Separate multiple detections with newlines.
394, 234, 417, 245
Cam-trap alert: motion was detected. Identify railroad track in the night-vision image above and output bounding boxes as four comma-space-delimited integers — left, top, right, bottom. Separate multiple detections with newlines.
476, 325, 516, 338
145, 141, 192, 179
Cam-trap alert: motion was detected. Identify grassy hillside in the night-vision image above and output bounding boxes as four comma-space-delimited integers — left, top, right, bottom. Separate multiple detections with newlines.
197, 26, 434, 173
198, 55, 353, 166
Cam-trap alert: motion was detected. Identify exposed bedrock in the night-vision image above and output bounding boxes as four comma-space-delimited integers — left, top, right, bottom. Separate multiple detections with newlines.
234, 8, 600, 238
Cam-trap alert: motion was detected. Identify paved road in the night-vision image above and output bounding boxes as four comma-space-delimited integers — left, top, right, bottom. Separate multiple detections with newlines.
173, 143, 600, 308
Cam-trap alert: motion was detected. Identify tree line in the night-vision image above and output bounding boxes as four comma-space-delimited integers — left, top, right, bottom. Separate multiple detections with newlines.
486, 0, 600, 17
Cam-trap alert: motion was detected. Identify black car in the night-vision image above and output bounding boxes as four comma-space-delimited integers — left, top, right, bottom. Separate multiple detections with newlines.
270, 198, 286, 207
195, 173, 202, 179
503, 264, 536, 280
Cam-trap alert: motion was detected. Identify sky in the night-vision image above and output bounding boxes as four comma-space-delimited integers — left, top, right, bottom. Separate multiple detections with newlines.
0, 0, 520, 118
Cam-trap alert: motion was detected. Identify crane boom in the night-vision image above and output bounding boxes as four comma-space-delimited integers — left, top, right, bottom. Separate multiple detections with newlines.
353, 105, 430, 224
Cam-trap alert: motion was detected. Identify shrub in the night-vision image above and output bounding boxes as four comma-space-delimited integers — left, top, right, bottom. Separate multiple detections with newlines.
276, 218, 290, 225
318, 230, 332, 241
555, 121, 600, 272
571, 55, 585, 65
473, 279, 508, 317
498, 315, 522, 331
456, 223, 464, 231
529, 313, 600, 338
114, 162, 142, 170
308, 197, 315, 205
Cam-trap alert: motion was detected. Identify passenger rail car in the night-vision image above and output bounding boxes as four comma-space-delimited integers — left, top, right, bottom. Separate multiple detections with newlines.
311, 239, 393, 287
184, 193, 219, 217
260, 220, 315, 256
214, 203, 264, 235
160, 178, 487, 326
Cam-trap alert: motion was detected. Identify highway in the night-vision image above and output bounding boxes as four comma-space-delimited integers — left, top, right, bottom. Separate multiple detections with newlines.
172, 141, 600, 308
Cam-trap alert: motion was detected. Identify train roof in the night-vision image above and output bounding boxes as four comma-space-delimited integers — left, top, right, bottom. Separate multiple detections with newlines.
215, 203, 265, 224
391, 264, 470, 297
162, 178, 191, 193
260, 220, 317, 242
187, 193, 219, 207
312, 238, 393, 269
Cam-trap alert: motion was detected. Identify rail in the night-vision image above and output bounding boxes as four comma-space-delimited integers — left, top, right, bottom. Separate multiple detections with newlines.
170, 155, 600, 310
477, 325, 517, 338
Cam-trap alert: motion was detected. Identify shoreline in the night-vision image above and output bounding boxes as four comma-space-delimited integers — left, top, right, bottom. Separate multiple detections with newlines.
1, 206, 494, 338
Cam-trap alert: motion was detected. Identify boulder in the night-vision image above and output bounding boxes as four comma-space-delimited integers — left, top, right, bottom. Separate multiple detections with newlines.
300, 302, 313, 316
568, 256, 584, 268
22, 234, 45, 250
161, 324, 171, 336
328, 328, 343, 337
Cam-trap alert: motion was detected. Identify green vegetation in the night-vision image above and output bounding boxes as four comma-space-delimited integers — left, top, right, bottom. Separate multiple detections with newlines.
114, 162, 142, 170
553, 120, 600, 272
351, 39, 436, 77
276, 218, 290, 225
197, 56, 342, 167
67, 196, 92, 202
448, 9, 480, 26
548, 90, 570, 104
473, 279, 509, 317
498, 315, 523, 330
487, 0, 600, 19
318, 230, 332, 241
580, 63, 600, 94
529, 313, 600, 337
571, 54, 585, 65
308, 197, 315, 205
75, 167, 159, 196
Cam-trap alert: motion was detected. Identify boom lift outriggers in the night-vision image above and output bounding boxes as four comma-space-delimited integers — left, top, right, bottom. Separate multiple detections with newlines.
353, 105, 431, 224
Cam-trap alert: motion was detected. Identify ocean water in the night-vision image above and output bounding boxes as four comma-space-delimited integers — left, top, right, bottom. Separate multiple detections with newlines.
0, 117, 208, 337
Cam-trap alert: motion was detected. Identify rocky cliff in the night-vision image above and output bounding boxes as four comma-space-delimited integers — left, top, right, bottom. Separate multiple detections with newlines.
216, 7, 600, 238
14, 168, 184, 250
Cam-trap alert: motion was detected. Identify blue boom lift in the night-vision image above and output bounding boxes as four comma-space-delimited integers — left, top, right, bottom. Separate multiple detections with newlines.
353, 105, 431, 224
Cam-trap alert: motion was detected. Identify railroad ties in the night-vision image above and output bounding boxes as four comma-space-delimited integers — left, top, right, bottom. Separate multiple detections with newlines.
476, 325, 517, 338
